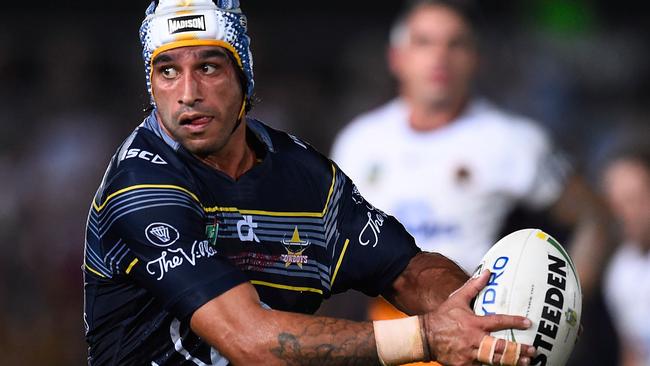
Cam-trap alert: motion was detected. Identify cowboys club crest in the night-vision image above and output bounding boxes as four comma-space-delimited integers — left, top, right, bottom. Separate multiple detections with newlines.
281, 226, 310, 268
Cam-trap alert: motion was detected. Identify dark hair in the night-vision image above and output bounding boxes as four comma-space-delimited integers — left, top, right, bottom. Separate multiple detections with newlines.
606, 144, 650, 172
390, 0, 482, 46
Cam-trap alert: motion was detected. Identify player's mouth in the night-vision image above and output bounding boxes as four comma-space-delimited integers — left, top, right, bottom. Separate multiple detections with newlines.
428, 71, 450, 84
179, 113, 212, 131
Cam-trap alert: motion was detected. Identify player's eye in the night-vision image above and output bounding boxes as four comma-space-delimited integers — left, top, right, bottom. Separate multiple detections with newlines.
201, 64, 218, 75
161, 67, 178, 79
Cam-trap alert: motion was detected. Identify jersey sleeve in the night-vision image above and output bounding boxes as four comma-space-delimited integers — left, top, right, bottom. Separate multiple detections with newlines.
523, 143, 572, 210
91, 170, 248, 320
329, 167, 421, 297
507, 121, 572, 210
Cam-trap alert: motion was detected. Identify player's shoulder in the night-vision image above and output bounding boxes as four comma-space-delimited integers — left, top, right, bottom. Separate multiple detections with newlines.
250, 118, 334, 179
472, 99, 547, 136
468, 99, 551, 147
95, 116, 195, 204
336, 99, 405, 140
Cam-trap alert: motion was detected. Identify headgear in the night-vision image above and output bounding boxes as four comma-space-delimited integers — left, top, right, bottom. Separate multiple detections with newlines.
139, 0, 254, 107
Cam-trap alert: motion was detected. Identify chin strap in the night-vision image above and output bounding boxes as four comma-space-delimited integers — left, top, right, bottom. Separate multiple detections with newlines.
229, 98, 247, 136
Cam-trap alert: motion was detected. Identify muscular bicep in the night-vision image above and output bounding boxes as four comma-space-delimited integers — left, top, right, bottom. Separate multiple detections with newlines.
386, 251, 468, 315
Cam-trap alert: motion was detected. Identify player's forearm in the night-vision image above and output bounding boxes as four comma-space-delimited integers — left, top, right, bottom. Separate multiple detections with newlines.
568, 213, 613, 299
191, 283, 379, 365
386, 251, 469, 315
552, 175, 615, 299
215, 310, 378, 365
262, 310, 378, 365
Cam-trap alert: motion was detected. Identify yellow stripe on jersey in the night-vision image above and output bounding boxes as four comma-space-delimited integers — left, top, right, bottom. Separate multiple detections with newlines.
96, 164, 337, 217
93, 184, 200, 212
84, 263, 107, 278
330, 238, 350, 287
204, 164, 338, 217
125, 258, 139, 274
250, 280, 323, 295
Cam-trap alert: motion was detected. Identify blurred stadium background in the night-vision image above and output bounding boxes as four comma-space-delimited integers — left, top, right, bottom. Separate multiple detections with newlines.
0, 1, 647, 364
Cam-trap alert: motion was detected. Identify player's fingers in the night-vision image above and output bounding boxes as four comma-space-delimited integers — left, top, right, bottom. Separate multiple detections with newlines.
450, 270, 491, 304
491, 338, 536, 366
477, 336, 535, 366
480, 314, 532, 332
476, 335, 498, 364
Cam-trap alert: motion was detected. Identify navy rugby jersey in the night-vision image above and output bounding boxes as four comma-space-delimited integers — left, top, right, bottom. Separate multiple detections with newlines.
83, 112, 420, 365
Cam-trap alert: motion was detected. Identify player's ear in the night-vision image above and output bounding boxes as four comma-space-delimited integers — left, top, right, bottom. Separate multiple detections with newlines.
387, 46, 403, 79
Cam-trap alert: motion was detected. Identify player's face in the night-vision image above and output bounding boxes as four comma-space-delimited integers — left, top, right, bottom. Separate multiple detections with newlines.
604, 160, 650, 248
151, 46, 244, 157
390, 4, 478, 108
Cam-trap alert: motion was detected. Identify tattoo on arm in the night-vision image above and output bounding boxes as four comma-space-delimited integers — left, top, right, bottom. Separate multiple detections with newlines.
270, 317, 378, 365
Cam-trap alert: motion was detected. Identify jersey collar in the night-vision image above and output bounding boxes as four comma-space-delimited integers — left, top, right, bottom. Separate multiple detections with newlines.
141, 110, 275, 154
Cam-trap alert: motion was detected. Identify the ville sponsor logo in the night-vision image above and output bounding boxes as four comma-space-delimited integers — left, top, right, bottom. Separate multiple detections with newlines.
352, 185, 388, 248
168, 15, 206, 34
146, 240, 217, 281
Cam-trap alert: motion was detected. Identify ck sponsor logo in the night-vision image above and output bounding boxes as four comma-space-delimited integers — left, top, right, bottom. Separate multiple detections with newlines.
281, 226, 310, 268
237, 215, 260, 243
168, 15, 206, 34
147, 240, 217, 281
145, 222, 180, 247
121, 148, 167, 164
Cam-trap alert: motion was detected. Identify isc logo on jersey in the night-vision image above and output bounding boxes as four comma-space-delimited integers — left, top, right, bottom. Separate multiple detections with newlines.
121, 148, 167, 164
473, 229, 582, 366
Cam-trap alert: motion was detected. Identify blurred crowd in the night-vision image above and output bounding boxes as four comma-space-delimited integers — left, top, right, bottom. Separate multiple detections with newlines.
0, 1, 648, 364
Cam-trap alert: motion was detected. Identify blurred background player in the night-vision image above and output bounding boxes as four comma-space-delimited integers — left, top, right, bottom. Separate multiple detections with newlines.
331, 0, 612, 343
601, 143, 650, 366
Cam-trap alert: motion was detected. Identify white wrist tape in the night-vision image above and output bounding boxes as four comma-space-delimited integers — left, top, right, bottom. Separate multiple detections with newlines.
373, 316, 427, 365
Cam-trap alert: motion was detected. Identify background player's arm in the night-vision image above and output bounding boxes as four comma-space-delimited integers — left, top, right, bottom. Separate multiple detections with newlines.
191, 273, 534, 366
550, 174, 614, 299
384, 251, 469, 315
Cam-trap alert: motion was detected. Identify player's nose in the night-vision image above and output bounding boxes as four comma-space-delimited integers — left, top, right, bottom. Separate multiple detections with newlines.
178, 73, 203, 106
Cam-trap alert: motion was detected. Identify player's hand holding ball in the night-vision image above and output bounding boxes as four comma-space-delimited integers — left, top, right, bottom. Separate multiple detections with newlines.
420, 270, 537, 365
472, 229, 583, 366
373, 228, 581, 366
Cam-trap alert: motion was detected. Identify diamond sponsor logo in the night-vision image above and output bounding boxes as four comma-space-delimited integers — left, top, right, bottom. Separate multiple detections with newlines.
145, 222, 180, 247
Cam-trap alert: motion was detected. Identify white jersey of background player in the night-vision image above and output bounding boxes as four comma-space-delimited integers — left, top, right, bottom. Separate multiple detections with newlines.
331, 0, 610, 297
333, 97, 566, 271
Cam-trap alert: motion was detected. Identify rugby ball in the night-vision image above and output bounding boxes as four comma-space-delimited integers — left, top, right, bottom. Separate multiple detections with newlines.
472, 228, 582, 366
